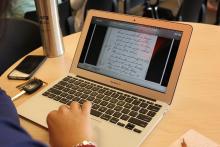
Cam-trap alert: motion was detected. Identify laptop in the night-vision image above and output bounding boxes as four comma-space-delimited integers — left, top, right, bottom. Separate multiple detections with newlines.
17, 10, 192, 147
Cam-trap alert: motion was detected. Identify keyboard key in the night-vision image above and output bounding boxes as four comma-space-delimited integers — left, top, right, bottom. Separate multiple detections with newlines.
87, 96, 95, 101
132, 100, 141, 105
42, 91, 50, 97
59, 98, 69, 104
92, 104, 100, 110
110, 98, 118, 103
71, 85, 79, 90
98, 106, 107, 112
118, 95, 126, 100
68, 90, 76, 95
125, 123, 135, 130
90, 92, 98, 96
58, 81, 68, 86
124, 103, 133, 109
125, 97, 133, 103
111, 93, 119, 98
98, 89, 106, 93
73, 80, 81, 85
104, 91, 113, 96
48, 93, 56, 99
147, 101, 154, 105
84, 89, 92, 94
77, 88, 85, 92
106, 109, 115, 115
129, 111, 138, 117
100, 101, 108, 106
81, 94, 88, 99
86, 85, 93, 89
66, 95, 74, 100
117, 122, 125, 127
131, 105, 140, 111
120, 114, 129, 121
53, 96, 62, 101
140, 102, 148, 108
63, 88, 71, 92
79, 82, 87, 87
107, 103, 115, 109
79, 99, 86, 104
128, 117, 148, 128
147, 105, 160, 112
49, 88, 62, 95
103, 96, 111, 101
96, 94, 105, 99
91, 109, 102, 117
155, 104, 162, 107
74, 92, 83, 97
72, 96, 80, 102
117, 101, 125, 106
121, 108, 130, 114
133, 128, 142, 133
101, 114, 111, 121
54, 84, 64, 90
113, 112, 122, 118
110, 117, 119, 124
60, 92, 68, 98
93, 99, 102, 104
92, 87, 100, 91
66, 84, 73, 88
139, 108, 148, 114
147, 111, 156, 117
114, 106, 123, 112
137, 114, 152, 122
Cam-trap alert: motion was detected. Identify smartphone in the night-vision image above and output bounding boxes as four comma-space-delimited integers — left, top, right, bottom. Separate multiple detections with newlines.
7, 55, 47, 80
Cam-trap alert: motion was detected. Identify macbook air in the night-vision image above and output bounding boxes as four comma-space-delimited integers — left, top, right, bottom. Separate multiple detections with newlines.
17, 10, 192, 147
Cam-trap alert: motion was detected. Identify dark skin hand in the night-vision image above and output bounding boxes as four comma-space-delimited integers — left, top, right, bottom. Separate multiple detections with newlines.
47, 101, 94, 147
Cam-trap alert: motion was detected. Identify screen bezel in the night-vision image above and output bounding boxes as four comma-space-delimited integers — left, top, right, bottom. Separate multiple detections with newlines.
70, 10, 192, 104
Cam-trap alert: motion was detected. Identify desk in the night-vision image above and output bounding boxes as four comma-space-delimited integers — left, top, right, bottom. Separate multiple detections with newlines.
0, 23, 220, 147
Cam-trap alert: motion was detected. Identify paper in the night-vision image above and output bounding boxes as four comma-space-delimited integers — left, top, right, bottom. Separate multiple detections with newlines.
169, 129, 219, 147
98, 27, 157, 79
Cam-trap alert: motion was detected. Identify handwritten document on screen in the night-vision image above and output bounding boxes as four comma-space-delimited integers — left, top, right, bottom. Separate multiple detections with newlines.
98, 28, 157, 80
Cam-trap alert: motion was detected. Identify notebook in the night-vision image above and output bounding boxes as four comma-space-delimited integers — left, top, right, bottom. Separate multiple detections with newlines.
17, 10, 192, 147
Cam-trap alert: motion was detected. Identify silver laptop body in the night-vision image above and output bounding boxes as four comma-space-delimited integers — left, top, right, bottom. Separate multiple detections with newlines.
18, 10, 192, 147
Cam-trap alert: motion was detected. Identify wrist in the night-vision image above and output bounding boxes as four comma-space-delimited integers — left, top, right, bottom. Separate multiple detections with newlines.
74, 140, 96, 147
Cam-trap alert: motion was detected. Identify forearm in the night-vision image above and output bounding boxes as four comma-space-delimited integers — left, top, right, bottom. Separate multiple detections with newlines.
0, 89, 19, 124
0, 89, 47, 147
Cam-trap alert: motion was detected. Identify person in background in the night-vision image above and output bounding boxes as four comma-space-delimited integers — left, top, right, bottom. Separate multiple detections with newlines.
207, 0, 220, 11
6, 0, 62, 18
0, 1, 95, 147
70, 0, 87, 32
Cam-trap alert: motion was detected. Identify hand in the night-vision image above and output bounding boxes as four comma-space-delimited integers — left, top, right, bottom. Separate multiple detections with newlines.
47, 101, 94, 147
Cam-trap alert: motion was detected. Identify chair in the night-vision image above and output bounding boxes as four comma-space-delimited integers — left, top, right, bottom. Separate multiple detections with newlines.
0, 18, 41, 76
216, 1, 220, 25
143, 0, 206, 22
85, 0, 116, 17
24, 0, 72, 36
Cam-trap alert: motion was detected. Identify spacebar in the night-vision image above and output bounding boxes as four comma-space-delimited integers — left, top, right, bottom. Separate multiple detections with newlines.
128, 117, 148, 128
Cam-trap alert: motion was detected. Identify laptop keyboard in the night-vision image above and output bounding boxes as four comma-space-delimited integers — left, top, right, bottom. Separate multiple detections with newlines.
42, 76, 162, 134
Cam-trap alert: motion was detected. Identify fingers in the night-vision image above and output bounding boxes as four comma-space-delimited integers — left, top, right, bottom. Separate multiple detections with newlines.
69, 101, 92, 115
70, 101, 81, 111
47, 110, 57, 125
82, 101, 92, 115
58, 105, 69, 113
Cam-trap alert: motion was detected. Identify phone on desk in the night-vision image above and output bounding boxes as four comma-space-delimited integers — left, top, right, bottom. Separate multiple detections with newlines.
7, 55, 47, 80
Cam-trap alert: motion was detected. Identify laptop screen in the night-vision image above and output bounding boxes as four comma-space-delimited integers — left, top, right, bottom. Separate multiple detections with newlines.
78, 17, 182, 93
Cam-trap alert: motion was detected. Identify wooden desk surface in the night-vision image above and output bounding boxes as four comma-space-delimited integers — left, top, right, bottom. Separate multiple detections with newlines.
1, 23, 220, 147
